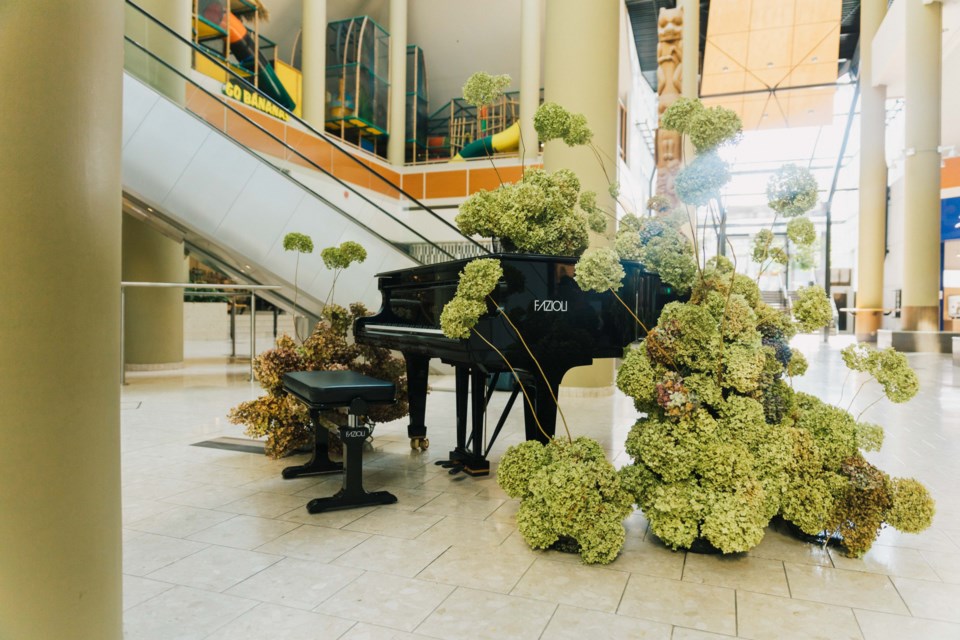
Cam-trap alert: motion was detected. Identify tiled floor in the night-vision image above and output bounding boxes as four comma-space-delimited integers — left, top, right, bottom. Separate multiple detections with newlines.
121, 337, 960, 639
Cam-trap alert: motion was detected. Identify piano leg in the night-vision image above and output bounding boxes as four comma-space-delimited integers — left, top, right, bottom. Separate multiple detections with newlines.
438, 365, 491, 476
404, 354, 430, 450
522, 370, 566, 444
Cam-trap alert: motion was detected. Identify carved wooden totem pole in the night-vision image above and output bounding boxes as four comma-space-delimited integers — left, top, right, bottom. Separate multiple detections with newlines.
656, 7, 684, 208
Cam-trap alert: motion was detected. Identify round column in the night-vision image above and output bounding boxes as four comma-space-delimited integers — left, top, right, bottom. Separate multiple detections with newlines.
544, 0, 619, 389
302, 0, 328, 128
122, 214, 187, 368
124, 0, 192, 102
387, 0, 408, 165
855, 0, 889, 341
0, 1, 124, 638
519, 0, 542, 162
902, 0, 942, 331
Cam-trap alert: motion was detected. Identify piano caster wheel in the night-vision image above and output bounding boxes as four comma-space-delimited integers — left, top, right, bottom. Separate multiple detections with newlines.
410, 437, 430, 451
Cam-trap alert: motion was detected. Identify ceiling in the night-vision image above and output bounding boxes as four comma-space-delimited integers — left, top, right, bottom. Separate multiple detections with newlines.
624, 0, 861, 96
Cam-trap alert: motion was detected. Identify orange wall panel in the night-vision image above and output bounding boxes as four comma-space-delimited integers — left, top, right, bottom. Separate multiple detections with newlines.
425, 170, 468, 199
285, 128, 332, 172
402, 173, 425, 199
942, 157, 960, 190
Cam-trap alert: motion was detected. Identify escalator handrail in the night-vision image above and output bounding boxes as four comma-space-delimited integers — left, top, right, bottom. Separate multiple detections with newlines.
124, 35, 448, 261
125, 0, 489, 255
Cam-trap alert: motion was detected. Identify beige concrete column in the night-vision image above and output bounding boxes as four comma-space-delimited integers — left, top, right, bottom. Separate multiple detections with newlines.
519, 0, 542, 162
124, 0, 192, 102
122, 215, 187, 367
902, 0, 942, 331
303, 0, 328, 127
856, 0, 889, 341
387, 0, 408, 165
0, 2, 123, 638
544, 0, 619, 389
681, 0, 699, 99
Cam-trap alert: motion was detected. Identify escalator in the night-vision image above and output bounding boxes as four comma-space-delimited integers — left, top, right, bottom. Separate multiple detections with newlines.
122, 1, 487, 319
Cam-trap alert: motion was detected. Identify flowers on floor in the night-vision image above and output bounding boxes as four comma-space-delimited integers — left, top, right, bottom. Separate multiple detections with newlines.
497, 437, 633, 564
605, 97, 934, 557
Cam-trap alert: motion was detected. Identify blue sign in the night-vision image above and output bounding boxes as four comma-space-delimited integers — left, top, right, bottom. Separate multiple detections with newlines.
942, 197, 960, 240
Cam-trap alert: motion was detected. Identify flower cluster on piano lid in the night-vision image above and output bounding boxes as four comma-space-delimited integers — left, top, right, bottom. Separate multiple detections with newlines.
228, 238, 408, 458
454, 76, 614, 257
576, 98, 933, 557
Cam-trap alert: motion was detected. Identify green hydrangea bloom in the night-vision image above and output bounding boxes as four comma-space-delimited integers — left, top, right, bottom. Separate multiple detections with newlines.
647, 194, 672, 213
439, 297, 487, 339
675, 152, 730, 206
870, 348, 920, 403
499, 437, 633, 564
496, 439, 548, 499
643, 479, 707, 550
617, 343, 662, 409
455, 258, 502, 301
794, 392, 858, 470
769, 247, 789, 266
282, 231, 314, 253
720, 342, 766, 393
700, 482, 768, 553
660, 97, 704, 134
687, 105, 743, 153
767, 164, 819, 217
855, 422, 884, 452
563, 112, 593, 146
533, 102, 571, 141
786, 350, 808, 377
751, 229, 774, 263
647, 301, 723, 371
886, 477, 935, 534
462, 71, 511, 107
781, 472, 844, 535
786, 216, 817, 246
575, 248, 624, 293
321, 241, 367, 269
793, 285, 832, 332
625, 413, 700, 483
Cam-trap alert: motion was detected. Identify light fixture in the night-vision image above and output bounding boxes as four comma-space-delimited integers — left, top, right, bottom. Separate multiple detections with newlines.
811, 56, 819, 63
766, 61, 774, 68
722, 65, 729, 72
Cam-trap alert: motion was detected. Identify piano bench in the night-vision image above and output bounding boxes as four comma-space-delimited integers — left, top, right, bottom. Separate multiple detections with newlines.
281, 370, 398, 513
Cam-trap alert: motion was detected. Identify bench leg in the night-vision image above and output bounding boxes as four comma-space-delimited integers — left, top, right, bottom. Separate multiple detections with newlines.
282, 408, 344, 479
307, 418, 397, 513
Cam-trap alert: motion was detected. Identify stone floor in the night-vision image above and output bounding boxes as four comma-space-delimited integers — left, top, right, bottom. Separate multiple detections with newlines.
120, 336, 960, 639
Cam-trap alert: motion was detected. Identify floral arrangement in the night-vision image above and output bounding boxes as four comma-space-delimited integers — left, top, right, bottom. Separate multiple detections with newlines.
462, 72, 511, 108
581, 98, 935, 556
497, 437, 634, 564
455, 168, 593, 256
229, 302, 408, 457
283, 231, 314, 341
229, 238, 405, 458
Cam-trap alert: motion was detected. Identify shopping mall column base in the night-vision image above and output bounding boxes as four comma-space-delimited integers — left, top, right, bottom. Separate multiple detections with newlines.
901, 305, 940, 332
855, 313, 882, 343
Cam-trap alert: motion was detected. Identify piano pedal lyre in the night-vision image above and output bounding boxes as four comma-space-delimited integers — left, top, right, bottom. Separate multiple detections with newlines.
435, 459, 465, 475
409, 436, 430, 451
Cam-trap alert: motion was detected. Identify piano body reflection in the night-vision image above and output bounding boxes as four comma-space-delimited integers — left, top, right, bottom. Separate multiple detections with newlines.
355, 253, 676, 475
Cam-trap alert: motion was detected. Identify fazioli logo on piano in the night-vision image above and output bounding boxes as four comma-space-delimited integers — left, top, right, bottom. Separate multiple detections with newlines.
534, 300, 568, 312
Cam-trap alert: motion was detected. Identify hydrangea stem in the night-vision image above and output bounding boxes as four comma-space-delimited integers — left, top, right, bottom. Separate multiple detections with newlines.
488, 296, 571, 441
472, 329, 551, 442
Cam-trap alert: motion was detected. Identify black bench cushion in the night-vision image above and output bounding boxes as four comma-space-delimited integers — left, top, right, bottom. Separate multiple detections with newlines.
282, 370, 396, 407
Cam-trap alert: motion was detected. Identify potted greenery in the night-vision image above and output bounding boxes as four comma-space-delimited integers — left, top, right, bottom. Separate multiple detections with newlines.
228, 239, 408, 458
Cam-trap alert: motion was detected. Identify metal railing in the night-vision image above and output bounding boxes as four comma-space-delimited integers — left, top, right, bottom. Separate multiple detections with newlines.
121, 282, 281, 384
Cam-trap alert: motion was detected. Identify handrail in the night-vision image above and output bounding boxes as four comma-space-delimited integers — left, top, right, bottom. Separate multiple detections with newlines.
125, 0, 488, 255
123, 36, 451, 261
120, 282, 281, 384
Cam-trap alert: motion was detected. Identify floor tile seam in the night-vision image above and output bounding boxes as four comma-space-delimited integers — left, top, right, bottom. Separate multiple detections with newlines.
781, 588, 909, 617
126, 533, 214, 576
184, 589, 262, 640
120, 574, 178, 612
506, 558, 630, 614
145, 542, 286, 593
302, 566, 371, 617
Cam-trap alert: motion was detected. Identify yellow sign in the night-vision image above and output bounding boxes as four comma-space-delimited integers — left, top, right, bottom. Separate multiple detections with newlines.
223, 81, 289, 122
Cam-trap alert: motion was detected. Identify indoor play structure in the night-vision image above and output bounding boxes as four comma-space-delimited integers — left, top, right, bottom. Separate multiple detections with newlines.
406, 45, 430, 162
325, 16, 390, 155
452, 121, 521, 160
195, 0, 296, 111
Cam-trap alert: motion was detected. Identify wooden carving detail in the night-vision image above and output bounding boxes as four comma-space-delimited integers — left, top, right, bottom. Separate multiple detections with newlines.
656, 7, 684, 208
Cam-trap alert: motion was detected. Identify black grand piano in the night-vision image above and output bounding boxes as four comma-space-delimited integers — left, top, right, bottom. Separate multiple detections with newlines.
355, 253, 676, 475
